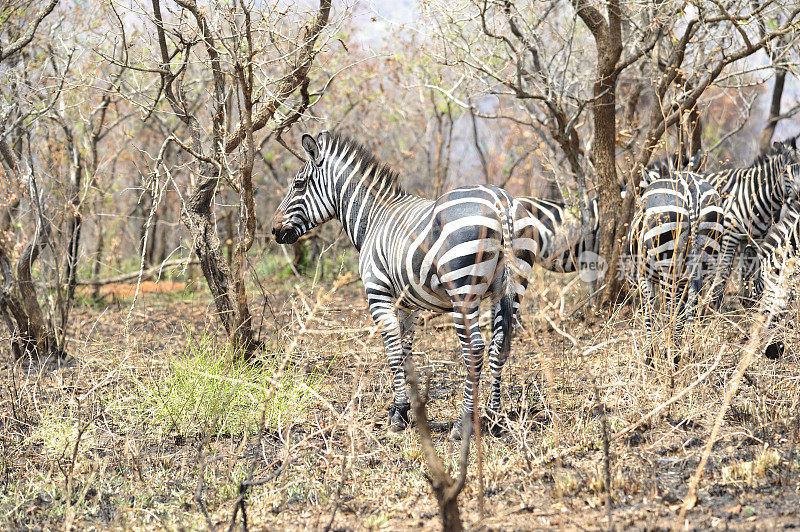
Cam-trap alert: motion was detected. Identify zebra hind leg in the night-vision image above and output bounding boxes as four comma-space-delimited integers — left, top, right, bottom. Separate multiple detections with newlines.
485, 289, 519, 436
449, 304, 485, 441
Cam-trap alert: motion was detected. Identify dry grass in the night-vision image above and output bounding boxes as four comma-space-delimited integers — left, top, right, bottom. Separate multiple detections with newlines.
0, 265, 799, 530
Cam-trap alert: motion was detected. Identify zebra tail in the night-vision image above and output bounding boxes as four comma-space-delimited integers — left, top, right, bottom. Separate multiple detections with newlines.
499, 196, 518, 356
499, 278, 514, 356
690, 202, 704, 289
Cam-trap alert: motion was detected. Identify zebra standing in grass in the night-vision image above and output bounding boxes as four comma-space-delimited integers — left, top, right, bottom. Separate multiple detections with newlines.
628, 171, 725, 363
702, 139, 800, 305
271, 131, 537, 439
743, 193, 800, 359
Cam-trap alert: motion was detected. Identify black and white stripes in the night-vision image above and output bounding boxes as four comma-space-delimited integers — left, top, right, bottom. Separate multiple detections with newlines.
272, 131, 537, 439
743, 194, 800, 359
627, 171, 724, 362
704, 140, 800, 303
517, 197, 599, 273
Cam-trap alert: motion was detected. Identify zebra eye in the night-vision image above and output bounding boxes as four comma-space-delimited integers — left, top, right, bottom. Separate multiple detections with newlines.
293, 178, 307, 192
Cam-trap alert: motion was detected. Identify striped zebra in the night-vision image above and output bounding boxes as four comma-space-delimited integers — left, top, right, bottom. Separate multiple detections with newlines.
635, 152, 699, 194
628, 171, 724, 364
518, 155, 685, 275
703, 139, 800, 305
516, 197, 598, 273
271, 131, 537, 439
743, 193, 800, 359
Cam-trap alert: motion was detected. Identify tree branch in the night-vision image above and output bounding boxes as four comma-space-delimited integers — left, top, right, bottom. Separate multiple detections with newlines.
223, 0, 331, 154
0, 0, 59, 62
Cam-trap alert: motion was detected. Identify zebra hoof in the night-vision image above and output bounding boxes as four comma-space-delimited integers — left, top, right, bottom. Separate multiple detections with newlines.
387, 404, 410, 433
765, 341, 784, 360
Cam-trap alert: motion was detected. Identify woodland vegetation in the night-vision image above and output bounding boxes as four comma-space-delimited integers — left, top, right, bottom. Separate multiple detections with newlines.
1, 0, 799, 529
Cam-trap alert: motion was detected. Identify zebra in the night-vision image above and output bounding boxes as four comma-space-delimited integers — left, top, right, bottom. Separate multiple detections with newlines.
271, 131, 537, 439
627, 170, 725, 364
516, 196, 599, 274
518, 154, 686, 276
742, 193, 800, 359
702, 139, 800, 305
635, 151, 700, 194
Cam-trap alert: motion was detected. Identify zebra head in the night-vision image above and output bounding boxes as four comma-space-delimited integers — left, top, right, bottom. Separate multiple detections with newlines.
271, 132, 336, 244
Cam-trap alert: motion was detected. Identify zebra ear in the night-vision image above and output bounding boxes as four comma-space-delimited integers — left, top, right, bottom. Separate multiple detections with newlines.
302, 134, 322, 165
639, 166, 650, 189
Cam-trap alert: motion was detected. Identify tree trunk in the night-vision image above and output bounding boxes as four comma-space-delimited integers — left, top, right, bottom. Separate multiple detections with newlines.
687, 106, 703, 162
145, 212, 160, 268
182, 171, 256, 356
149, 0, 330, 359
60, 127, 83, 336
16, 228, 57, 356
573, 0, 622, 306
758, 68, 787, 153
0, 135, 61, 359
91, 227, 105, 300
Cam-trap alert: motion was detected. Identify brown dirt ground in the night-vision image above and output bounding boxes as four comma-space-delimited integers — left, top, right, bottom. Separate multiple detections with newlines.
1, 270, 799, 530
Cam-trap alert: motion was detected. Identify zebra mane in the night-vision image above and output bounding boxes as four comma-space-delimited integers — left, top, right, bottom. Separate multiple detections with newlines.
750, 139, 797, 167
327, 131, 403, 194
750, 150, 782, 168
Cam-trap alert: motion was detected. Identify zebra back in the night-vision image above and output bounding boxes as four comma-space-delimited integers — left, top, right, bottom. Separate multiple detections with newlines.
706, 140, 800, 242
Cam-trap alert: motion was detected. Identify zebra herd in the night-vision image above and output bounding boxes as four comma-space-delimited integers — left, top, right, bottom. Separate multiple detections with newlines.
271, 131, 800, 438
630, 140, 800, 361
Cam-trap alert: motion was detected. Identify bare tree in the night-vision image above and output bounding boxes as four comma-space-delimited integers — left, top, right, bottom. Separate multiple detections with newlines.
0, 0, 64, 359
571, 0, 622, 305
140, 0, 333, 357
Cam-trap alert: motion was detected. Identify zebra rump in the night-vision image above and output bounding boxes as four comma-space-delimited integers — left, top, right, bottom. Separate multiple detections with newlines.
628, 171, 724, 363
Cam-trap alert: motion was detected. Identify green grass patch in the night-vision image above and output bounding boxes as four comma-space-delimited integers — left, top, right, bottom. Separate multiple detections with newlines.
251, 246, 360, 286
146, 334, 320, 438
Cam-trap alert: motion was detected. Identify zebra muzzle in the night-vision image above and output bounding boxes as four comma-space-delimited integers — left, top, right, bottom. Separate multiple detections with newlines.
271, 222, 299, 244
271, 210, 299, 244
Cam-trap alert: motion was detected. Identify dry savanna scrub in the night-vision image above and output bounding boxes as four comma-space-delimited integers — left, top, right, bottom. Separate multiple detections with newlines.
1, 261, 798, 530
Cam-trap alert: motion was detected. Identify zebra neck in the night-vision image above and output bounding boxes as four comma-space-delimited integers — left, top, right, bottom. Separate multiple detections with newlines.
719, 158, 786, 199
332, 171, 409, 251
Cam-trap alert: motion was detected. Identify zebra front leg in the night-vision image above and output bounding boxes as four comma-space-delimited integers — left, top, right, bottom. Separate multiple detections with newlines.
370, 301, 411, 433
395, 308, 418, 421
449, 304, 485, 441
